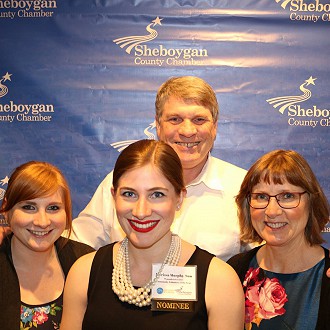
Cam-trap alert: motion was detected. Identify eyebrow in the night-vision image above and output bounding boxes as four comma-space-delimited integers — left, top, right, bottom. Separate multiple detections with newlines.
18, 200, 63, 205
164, 112, 209, 117
252, 190, 293, 193
119, 186, 169, 192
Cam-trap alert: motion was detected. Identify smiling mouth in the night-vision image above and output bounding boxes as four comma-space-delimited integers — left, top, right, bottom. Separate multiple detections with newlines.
129, 220, 159, 233
265, 222, 287, 229
175, 142, 199, 148
28, 230, 51, 237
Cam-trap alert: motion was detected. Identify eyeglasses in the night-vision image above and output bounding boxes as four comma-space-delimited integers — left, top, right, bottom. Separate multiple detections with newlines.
247, 191, 308, 209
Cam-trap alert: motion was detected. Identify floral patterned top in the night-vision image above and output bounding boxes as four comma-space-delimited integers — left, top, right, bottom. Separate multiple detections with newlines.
243, 256, 324, 330
20, 294, 63, 330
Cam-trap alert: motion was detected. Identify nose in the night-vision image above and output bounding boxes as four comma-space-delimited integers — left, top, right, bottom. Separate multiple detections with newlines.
178, 120, 197, 137
132, 197, 152, 219
33, 210, 51, 228
264, 197, 283, 218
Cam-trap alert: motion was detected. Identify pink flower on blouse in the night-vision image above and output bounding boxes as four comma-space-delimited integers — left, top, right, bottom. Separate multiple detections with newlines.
32, 310, 49, 325
244, 267, 264, 288
243, 267, 288, 329
258, 277, 288, 319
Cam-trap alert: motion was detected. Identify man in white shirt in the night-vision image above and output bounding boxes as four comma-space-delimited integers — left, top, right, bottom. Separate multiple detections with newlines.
71, 76, 248, 261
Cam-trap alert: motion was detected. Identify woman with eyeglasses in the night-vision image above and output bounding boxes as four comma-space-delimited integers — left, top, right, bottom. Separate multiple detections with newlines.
227, 149, 330, 330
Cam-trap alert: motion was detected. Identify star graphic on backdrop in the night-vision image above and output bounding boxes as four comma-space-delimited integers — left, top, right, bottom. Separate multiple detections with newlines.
3, 72, 12, 82
305, 76, 316, 86
152, 17, 163, 26
0, 176, 9, 186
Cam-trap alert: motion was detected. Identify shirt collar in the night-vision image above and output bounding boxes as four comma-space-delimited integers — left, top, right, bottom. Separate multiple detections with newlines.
186, 153, 224, 191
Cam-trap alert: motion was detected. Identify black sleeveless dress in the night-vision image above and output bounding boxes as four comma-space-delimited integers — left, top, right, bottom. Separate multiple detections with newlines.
82, 243, 214, 330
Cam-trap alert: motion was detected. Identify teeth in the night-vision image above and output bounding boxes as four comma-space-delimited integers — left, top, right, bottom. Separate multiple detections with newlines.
130, 221, 157, 229
176, 142, 199, 148
30, 230, 49, 236
266, 222, 286, 229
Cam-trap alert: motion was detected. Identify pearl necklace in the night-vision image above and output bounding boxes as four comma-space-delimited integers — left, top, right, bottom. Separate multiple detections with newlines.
112, 234, 182, 307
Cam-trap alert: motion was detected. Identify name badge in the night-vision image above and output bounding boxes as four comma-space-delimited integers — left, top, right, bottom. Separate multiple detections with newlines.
151, 264, 197, 312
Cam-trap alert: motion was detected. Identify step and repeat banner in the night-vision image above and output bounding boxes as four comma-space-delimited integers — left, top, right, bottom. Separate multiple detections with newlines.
0, 0, 329, 243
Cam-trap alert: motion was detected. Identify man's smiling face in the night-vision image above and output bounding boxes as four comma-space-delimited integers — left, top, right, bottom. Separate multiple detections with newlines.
156, 96, 217, 172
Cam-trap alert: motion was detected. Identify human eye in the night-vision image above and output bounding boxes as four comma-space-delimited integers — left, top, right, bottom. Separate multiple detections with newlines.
167, 116, 182, 124
193, 117, 207, 125
278, 192, 295, 201
20, 203, 36, 211
121, 191, 136, 198
253, 193, 269, 201
47, 204, 61, 212
150, 191, 165, 199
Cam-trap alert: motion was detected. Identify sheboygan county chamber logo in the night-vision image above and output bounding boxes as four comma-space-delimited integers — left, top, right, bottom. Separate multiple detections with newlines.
0, 0, 57, 19
113, 17, 163, 54
266, 76, 330, 128
113, 17, 208, 67
110, 121, 156, 152
0, 71, 55, 123
274, 0, 330, 22
0, 72, 11, 98
0, 175, 8, 200
267, 76, 316, 114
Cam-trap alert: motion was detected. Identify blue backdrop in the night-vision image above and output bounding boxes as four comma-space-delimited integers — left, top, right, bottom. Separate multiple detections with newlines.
0, 0, 329, 244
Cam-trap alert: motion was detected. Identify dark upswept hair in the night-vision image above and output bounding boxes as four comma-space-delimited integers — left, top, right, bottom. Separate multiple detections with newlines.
155, 76, 219, 123
112, 140, 185, 195
235, 149, 329, 245
1, 161, 72, 242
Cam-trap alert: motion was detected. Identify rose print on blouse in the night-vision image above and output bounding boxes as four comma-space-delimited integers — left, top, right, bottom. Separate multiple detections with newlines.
243, 267, 288, 330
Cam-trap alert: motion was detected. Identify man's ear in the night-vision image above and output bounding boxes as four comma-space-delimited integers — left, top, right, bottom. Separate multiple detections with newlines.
111, 186, 115, 198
